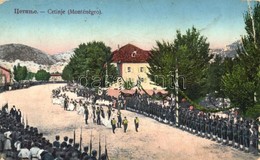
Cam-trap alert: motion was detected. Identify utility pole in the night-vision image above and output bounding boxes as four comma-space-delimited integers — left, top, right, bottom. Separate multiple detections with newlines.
175, 56, 179, 127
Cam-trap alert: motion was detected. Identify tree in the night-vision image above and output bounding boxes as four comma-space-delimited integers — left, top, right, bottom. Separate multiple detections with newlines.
123, 80, 134, 90
13, 64, 28, 82
206, 55, 226, 97
148, 27, 212, 100
222, 2, 260, 118
222, 66, 255, 114
62, 65, 73, 81
35, 69, 50, 81
25, 72, 35, 80
65, 41, 118, 88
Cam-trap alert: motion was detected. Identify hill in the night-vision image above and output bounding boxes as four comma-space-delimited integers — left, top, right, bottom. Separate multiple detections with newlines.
0, 43, 56, 65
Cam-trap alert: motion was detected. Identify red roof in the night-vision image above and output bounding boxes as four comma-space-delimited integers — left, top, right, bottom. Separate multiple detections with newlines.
0, 66, 11, 73
50, 73, 62, 76
112, 44, 150, 63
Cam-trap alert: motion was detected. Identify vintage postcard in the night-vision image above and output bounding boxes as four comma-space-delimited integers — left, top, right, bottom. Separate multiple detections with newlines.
0, 0, 259, 160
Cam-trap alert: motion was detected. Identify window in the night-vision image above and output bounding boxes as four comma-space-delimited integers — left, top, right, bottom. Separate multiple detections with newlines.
127, 67, 131, 72
140, 67, 144, 72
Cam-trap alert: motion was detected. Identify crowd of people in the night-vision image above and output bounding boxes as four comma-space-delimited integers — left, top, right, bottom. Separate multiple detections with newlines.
52, 85, 139, 135
54, 84, 259, 156
126, 93, 259, 155
0, 103, 108, 160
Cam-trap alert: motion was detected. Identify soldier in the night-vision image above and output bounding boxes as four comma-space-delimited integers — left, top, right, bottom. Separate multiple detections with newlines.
243, 124, 250, 152
64, 97, 68, 111
100, 106, 105, 119
107, 105, 112, 120
92, 105, 96, 123
134, 117, 139, 132
123, 117, 128, 133
216, 118, 222, 142
232, 123, 239, 148
117, 110, 122, 128
251, 124, 259, 155
227, 122, 233, 146
84, 107, 89, 125
96, 107, 101, 125
221, 121, 227, 145
205, 116, 210, 139
111, 118, 117, 134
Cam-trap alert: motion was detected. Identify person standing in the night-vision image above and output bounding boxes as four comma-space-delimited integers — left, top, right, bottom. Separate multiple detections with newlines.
134, 117, 139, 132
16, 109, 22, 123
100, 106, 105, 119
117, 110, 122, 128
111, 118, 117, 134
96, 107, 101, 125
107, 106, 112, 120
123, 117, 128, 133
53, 135, 60, 149
84, 107, 89, 125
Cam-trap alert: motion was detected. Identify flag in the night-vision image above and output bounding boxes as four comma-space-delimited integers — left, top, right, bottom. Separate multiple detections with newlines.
98, 134, 101, 160
73, 129, 76, 146
89, 130, 92, 155
79, 127, 82, 152
105, 136, 109, 160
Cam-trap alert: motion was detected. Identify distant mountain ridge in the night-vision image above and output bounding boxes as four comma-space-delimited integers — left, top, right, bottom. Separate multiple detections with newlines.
51, 49, 74, 63
0, 43, 57, 65
209, 40, 241, 58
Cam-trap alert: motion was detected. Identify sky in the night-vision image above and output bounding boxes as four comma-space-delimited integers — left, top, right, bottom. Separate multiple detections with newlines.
0, 0, 253, 54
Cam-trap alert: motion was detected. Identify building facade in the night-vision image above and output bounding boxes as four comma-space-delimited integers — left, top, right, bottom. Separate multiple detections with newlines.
0, 66, 11, 86
111, 44, 163, 91
49, 73, 63, 82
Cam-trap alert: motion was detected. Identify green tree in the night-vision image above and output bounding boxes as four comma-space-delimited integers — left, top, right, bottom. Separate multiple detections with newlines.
222, 2, 260, 118
13, 64, 28, 82
62, 65, 73, 81
123, 80, 134, 90
65, 41, 118, 87
35, 69, 50, 81
25, 72, 35, 80
206, 55, 226, 96
148, 27, 212, 100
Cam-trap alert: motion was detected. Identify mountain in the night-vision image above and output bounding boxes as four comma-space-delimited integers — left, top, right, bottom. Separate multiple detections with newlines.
0, 43, 56, 65
51, 49, 74, 63
209, 40, 241, 58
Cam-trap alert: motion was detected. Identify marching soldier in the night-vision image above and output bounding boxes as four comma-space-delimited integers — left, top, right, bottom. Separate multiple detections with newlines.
100, 106, 105, 119
117, 110, 122, 128
233, 123, 239, 148
96, 107, 101, 125
221, 121, 227, 145
107, 105, 112, 120
123, 117, 128, 133
227, 122, 233, 146
243, 125, 250, 152
84, 107, 89, 125
251, 125, 259, 155
111, 118, 117, 134
92, 105, 96, 123
134, 117, 139, 132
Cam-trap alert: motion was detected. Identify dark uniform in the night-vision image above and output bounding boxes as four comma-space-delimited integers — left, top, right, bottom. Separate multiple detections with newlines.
117, 110, 122, 128
123, 117, 128, 133
84, 107, 89, 125
134, 117, 139, 132
107, 106, 112, 120
96, 107, 101, 125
